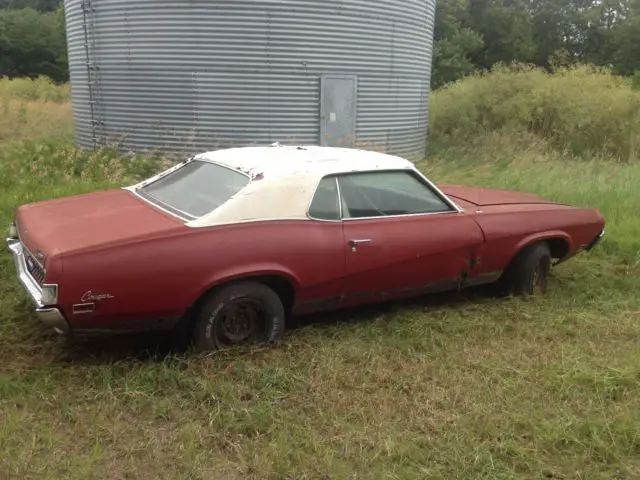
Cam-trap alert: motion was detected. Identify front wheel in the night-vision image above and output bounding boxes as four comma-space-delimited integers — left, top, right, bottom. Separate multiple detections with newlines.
499, 242, 552, 296
192, 281, 285, 352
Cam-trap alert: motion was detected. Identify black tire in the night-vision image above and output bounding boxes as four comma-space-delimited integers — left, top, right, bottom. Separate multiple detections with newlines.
498, 242, 552, 296
192, 281, 285, 352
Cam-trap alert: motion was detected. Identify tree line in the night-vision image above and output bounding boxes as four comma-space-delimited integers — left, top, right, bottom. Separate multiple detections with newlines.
0, 1, 67, 81
433, 0, 640, 87
1, 0, 639, 87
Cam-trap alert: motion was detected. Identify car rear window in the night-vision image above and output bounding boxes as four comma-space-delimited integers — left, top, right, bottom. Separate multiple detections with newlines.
138, 160, 250, 218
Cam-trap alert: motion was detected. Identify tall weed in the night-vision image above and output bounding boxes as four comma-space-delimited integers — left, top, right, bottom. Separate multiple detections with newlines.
632, 71, 640, 91
430, 64, 640, 161
0, 76, 70, 103
0, 98, 72, 142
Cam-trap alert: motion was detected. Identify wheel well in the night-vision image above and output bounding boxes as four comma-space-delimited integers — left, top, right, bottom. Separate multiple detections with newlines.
189, 275, 296, 321
253, 275, 296, 315
501, 237, 568, 280
546, 238, 570, 261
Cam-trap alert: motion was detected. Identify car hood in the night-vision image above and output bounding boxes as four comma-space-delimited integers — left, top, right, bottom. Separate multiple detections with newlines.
438, 185, 562, 207
15, 189, 185, 260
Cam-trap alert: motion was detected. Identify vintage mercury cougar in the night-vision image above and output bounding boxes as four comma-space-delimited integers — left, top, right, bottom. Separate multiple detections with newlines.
6, 145, 605, 351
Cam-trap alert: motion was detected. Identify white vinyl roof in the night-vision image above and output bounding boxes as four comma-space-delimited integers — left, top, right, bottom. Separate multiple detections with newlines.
194, 144, 415, 179
188, 145, 419, 227
130, 145, 422, 227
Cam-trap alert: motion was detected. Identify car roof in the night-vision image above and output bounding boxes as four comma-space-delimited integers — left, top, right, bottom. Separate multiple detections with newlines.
131, 145, 426, 228
193, 144, 415, 179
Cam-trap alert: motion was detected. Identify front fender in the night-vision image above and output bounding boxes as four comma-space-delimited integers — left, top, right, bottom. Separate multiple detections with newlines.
514, 230, 574, 256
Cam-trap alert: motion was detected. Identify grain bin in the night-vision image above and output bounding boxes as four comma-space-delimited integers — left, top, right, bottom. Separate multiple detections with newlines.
63, 0, 435, 159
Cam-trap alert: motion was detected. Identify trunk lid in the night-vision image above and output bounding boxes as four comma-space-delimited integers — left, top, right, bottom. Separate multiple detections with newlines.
15, 189, 185, 261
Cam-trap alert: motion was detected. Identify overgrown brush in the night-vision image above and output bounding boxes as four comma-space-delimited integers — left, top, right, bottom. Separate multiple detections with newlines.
430, 64, 640, 161
0, 98, 72, 142
0, 139, 172, 193
0, 76, 70, 103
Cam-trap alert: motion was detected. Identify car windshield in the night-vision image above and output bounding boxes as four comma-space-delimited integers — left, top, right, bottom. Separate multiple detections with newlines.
138, 160, 250, 219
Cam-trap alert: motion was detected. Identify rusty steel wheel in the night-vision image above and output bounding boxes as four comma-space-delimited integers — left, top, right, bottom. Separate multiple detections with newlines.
215, 297, 266, 346
192, 281, 285, 352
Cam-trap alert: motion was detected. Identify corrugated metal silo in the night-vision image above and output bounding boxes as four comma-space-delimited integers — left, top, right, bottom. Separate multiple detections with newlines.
63, 0, 435, 159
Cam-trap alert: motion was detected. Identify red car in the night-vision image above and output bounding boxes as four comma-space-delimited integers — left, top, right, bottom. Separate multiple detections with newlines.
6, 145, 605, 351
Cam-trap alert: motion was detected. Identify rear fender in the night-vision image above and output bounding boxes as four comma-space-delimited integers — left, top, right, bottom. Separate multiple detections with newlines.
193, 263, 300, 302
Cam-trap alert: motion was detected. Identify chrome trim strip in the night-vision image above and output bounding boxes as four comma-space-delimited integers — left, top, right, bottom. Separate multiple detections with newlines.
335, 175, 344, 220
136, 190, 197, 221
193, 157, 255, 179
73, 303, 95, 315
129, 156, 193, 190
126, 186, 191, 222
341, 209, 460, 222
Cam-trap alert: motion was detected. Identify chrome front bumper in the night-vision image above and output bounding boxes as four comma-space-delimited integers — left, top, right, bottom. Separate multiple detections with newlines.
6, 237, 70, 334
585, 229, 605, 252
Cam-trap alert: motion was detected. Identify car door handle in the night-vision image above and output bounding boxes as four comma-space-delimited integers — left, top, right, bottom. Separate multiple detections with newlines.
349, 239, 372, 247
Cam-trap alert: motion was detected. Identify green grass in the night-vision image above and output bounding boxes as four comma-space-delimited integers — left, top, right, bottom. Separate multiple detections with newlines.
1, 74, 639, 478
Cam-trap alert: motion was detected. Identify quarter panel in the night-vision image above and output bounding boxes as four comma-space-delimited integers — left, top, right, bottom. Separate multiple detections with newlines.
59, 220, 345, 329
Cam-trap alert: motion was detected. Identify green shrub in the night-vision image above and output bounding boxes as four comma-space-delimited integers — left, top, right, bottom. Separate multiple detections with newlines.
429, 64, 640, 161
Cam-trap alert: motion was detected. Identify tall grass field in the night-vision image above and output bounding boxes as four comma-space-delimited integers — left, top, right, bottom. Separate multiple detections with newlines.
0, 67, 639, 479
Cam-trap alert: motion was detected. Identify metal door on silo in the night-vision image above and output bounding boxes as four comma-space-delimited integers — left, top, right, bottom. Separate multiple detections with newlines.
320, 75, 357, 147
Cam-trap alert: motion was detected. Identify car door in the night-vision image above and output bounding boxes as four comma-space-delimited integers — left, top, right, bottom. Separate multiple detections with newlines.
337, 169, 485, 307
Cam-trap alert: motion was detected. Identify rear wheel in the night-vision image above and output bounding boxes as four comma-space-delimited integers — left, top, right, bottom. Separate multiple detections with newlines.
192, 281, 285, 352
498, 242, 552, 296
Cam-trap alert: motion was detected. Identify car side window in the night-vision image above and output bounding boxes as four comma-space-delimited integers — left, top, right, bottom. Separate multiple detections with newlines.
337, 170, 453, 219
308, 176, 340, 221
